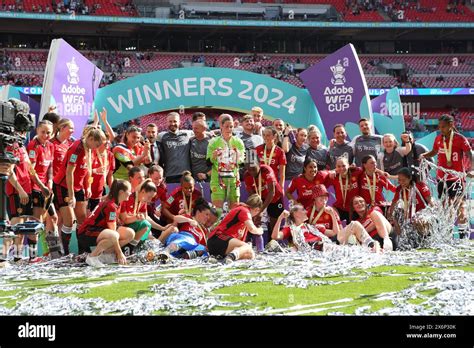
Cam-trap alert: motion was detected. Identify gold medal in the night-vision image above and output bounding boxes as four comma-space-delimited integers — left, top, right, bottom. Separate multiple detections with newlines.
146, 250, 155, 262
64, 197, 70, 203
447, 161, 452, 167
17, 208, 23, 214
89, 177, 94, 185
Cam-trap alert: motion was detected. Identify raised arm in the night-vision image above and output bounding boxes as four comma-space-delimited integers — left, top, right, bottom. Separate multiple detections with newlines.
99, 107, 116, 143
272, 210, 289, 240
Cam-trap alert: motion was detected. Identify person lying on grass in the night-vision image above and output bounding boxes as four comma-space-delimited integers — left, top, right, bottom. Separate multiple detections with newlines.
155, 198, 212, 262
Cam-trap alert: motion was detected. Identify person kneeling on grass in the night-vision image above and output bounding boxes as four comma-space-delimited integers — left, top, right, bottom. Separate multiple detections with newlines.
269, 203, 381, 253
119, 179, 172, 256
156, 198, 212, 262
206, 194, 264, 264
78, 180, 135, 267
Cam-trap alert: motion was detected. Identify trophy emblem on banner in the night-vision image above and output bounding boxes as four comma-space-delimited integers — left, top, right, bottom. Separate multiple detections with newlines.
66, 57, 80, 85
330, 60, 346, 86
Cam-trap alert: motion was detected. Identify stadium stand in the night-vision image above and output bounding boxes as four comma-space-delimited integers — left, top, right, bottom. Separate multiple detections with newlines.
2, 49, 472, 88
1, 0, 474, 22
0, 0, 138, 16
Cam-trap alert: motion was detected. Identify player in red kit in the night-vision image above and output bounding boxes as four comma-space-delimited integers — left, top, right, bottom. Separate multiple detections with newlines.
53, 127, 107, 254
161, 171, 202, 224
420, 114, 473, 238
207, 194, 264, 263
285, 158, 330, 210
325, 157, 363, 222
255, 126, 287, 187
78, 180, 135, 267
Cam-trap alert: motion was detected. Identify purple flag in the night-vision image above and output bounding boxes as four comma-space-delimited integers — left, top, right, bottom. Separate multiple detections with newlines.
300, 44, 373, 140
40, 39, 103, 138
371, 87, 405, 139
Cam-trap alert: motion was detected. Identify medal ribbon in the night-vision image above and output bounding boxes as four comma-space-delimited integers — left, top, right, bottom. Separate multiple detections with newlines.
444, 130, 454, 165
263, 145, 276, 166
339, 173, 349, 206
365, 173, 377, 205
309, 204, 326, 225
182, 191, 193, 215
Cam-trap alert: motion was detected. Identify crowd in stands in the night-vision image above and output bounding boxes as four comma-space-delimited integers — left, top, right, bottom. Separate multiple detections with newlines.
0, 0, 137, 16
2, 49, 472, 88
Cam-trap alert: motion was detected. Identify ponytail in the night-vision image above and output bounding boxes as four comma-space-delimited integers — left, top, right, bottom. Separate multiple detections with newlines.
107, 179, 131, 204
181, 170, 194, 185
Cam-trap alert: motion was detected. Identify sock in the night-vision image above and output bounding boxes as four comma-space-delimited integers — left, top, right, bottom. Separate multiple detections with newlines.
27, 239, 37, 259
362, 236, 375, 248
61, 225, 73, 255
184, 250, 197, 259
457, 223, 468, 239
227, 249, 239, 261
46, 231, 63, 258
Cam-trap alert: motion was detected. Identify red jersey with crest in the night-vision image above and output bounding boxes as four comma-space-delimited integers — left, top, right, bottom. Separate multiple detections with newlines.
209, 205, 252, 241
5, 144, 32, 196
147, 182, 168, 218
393, 182, 431, 214
90, 150, 115, 199
150, 182, 167, 205
26, 138, 54, 191
51, 137, 74, 176
255, 144, 287, 179
432, 132, 471, 181
164, 187, 202, 219
120, 192, 147, 215
244, 164, 283, 204
357, 206, 383, 238
280, 224, 322, 244
78, 199, 119, 237
358, 172, 396, 206
326, 168, 363, 211
305, 206, 341, 232
287, 171, 330, 210
179, 214, 208, 246
53, 140, 90, 191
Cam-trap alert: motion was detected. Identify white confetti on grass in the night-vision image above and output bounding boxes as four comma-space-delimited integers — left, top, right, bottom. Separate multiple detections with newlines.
0, 243, 472, 315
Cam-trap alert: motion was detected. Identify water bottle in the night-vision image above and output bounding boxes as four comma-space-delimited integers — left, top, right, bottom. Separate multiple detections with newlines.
38, 230, 49, 257
288, 129, 297, 144
254, 235, 264, 252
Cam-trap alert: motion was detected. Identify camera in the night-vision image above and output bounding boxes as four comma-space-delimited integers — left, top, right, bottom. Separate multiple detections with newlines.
0, 98, 35, 163
0, 98, 42, 237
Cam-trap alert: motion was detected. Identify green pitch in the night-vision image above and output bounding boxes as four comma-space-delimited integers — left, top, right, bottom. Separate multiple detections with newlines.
0, 246, 472, 316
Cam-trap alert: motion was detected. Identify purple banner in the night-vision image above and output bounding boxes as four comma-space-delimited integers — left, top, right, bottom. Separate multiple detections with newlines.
300, 43, 372, 140
40, 39, 103, 138
371, 87, 405, 140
